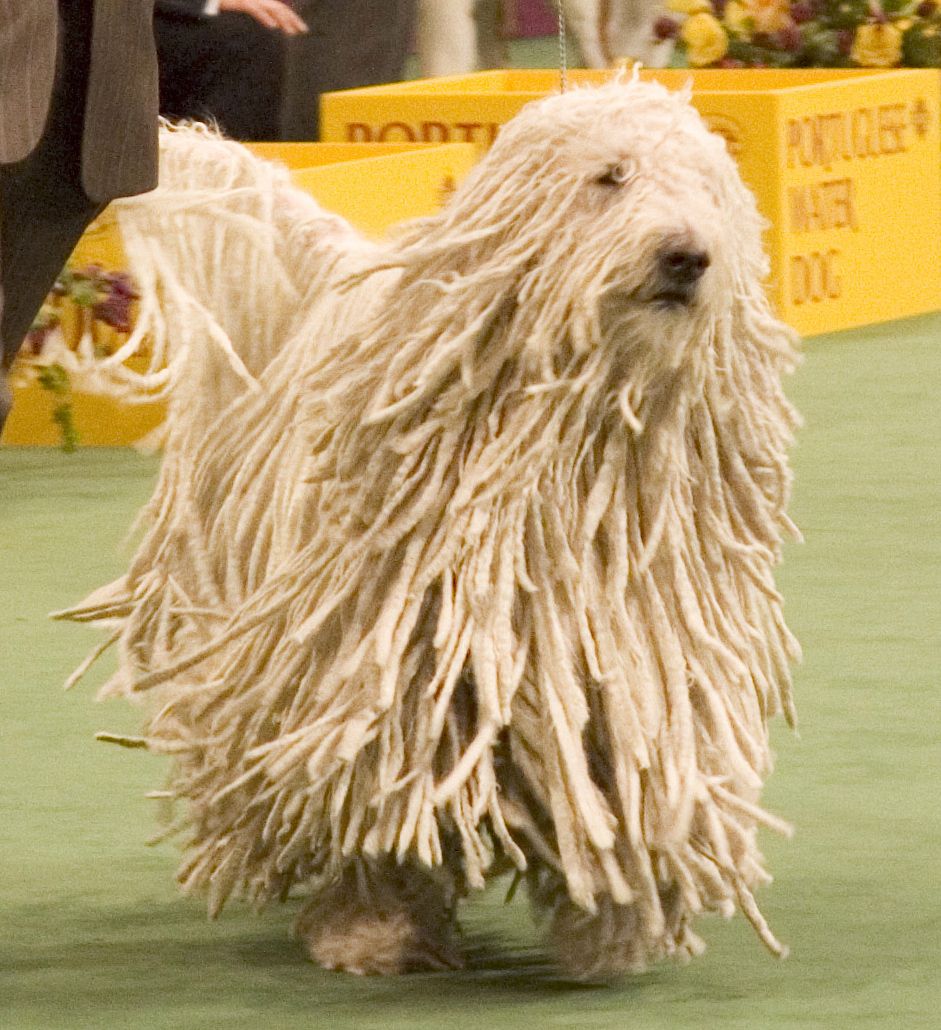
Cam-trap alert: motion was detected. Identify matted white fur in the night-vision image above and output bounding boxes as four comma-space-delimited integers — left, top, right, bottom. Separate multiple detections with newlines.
60, 79, 801, 978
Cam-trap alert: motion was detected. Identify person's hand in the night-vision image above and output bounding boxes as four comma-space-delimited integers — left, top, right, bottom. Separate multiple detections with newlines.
219, 0, 308, 35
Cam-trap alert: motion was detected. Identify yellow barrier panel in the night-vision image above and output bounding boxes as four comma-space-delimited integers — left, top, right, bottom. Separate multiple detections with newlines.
3, 141, 477, 446
4, 374, 165, 447
66, 141, 477, 265
321, 68, 941, 337
282, 143, 476, 235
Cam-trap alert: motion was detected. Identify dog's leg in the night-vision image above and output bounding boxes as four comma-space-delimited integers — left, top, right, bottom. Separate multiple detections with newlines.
563, 0, 609, 67
477, 0, 509, 69
532, 870, 696, 978
295, 858, 464, 975
549, 892, 655, 977
417, 0, 479, 77
602, 0, 675, 67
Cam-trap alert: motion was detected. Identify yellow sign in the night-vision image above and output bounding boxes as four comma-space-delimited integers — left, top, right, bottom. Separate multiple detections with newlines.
247, 141, 477, 236
321, 69, 941, 336
2, 141, 478, 446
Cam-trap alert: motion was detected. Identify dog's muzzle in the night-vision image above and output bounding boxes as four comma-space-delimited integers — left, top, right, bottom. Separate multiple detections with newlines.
651, 242, 711, 307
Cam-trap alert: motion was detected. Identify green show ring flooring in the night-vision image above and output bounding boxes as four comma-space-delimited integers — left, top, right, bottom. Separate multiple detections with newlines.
2, 314, 939, 1028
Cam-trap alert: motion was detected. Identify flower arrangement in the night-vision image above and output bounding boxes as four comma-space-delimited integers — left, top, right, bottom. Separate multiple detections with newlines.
656, 0, 941, 68
18, 265, 141, 449
26, 264, 139, 357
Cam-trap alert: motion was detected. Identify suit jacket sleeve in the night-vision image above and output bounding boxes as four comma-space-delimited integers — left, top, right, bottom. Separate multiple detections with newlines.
154, 0, 215, 18
0, 0, 58, 163
81, 0, 160, 202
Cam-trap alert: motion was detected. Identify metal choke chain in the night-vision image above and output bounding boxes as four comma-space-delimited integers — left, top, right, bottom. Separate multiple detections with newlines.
557, 1, 568, 93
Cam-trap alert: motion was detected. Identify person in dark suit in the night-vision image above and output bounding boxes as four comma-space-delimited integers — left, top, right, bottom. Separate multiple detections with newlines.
281, 1, 416, 141
0, 0, 159, 434
153, 0, 307, 143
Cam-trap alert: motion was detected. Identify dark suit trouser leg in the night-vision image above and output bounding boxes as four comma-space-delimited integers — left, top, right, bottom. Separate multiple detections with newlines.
0, 3, 101, 436
154, 13, 285, 141
0, 176, 101, 433
281, 0, 417, 141
0, 176, 102, 368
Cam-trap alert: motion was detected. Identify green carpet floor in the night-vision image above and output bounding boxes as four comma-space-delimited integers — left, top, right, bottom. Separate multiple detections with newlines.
2, 313, 939, 1028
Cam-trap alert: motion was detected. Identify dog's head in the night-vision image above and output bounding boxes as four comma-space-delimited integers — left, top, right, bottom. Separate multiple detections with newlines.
350, 77, 798, 491
390, 78, 778, 389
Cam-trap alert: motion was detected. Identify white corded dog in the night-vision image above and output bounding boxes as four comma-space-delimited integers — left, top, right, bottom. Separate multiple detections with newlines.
61, 77, 800, 978
417, 0, 673, 74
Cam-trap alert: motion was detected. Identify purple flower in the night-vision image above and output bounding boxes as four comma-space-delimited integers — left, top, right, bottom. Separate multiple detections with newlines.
790, 2, 815, 23
774, 23, 805, 51
26, 326, 51, 356
92, 293, 134, 333
654, 16, 680, 41
26, 308, 59, 355
102, 271, 140, 300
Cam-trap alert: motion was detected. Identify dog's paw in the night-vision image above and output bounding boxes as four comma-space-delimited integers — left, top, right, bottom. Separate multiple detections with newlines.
296, 902, 463, 975
547, 888, 701, 979
550, 901, 649, 980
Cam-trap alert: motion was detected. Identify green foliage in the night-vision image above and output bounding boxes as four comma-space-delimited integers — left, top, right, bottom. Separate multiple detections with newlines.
36, 363, 78, 452
23, 262, 143, 449
819, 0, 873, 30
903, 16, 941, 64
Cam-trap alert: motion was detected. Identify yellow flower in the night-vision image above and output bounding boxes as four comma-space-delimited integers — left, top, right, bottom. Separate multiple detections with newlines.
681, 12, 729, 66
668, 0, 713, 14
894, 18, 913, 32
851, 23, 903, 67
724, 1, 750, 32
724, 0, 791, 35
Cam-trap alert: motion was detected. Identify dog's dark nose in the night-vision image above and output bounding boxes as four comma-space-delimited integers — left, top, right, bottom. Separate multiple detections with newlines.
658, 246, 711, 287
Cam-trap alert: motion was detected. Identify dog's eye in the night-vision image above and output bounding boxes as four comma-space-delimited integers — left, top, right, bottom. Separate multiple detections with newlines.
596, 161, 633, 187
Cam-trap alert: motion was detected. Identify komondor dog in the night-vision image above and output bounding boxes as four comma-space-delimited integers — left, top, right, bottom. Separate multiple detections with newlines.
60, 77, 801, 979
